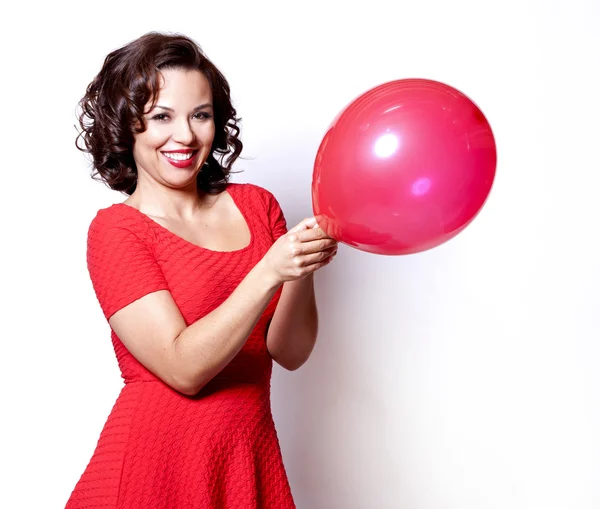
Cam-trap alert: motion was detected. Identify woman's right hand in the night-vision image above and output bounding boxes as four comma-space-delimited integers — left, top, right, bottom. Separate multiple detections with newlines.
260, 217, 338, 285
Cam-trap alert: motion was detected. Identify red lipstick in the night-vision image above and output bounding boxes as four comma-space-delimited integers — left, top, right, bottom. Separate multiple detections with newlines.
161, 150, 198, 169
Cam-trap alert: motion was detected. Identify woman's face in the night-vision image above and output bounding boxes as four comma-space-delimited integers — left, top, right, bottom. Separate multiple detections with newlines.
133, 68, 216, 191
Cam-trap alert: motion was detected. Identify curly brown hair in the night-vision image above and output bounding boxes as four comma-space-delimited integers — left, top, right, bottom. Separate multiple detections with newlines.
76, 32, 242, 195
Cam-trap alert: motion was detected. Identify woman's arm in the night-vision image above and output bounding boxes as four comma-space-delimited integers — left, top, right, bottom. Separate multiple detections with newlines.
266, 274, 319, 371
108, 219, 335, 396
266, 221, 338, 371
109, 260, 280, 396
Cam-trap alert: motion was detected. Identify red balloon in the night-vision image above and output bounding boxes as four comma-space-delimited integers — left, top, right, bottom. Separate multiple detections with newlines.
312, 78, 497, 255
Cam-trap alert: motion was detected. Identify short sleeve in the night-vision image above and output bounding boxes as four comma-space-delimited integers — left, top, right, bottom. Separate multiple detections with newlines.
87, 211, 169, 320
265, 190, 288, 241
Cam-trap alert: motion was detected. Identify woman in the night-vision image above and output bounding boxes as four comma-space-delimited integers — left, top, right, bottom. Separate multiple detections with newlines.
66, 32, 337, 509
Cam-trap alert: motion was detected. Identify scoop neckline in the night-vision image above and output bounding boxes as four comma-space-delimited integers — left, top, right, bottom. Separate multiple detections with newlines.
113, 184, 254, 254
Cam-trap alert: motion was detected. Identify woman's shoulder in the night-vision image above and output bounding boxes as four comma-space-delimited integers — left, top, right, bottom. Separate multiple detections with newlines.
88, 203, 154, 244
227, 182, 279, 207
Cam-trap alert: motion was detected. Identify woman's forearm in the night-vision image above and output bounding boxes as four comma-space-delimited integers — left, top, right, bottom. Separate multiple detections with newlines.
172, 260, 281, 394
266, 274, 319, 371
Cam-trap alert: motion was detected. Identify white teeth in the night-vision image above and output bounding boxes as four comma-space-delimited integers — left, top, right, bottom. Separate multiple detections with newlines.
163, 152, 194, 161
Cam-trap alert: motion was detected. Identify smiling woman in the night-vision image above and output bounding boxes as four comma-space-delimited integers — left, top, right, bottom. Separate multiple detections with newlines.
66, 32, 338, 509
132, 69, 216, 183
76, 31, 241, 196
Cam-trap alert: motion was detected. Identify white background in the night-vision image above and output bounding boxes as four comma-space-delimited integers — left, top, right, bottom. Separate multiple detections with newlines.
1, 0, 598, 508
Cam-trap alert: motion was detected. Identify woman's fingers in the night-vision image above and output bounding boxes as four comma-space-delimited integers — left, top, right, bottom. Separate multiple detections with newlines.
272, 219, 339, 279
291, 225, 331, 242
292, 238, 337, 255
288, 220, 336, 242
294, 246, 338, 267
288, 217, 318, 233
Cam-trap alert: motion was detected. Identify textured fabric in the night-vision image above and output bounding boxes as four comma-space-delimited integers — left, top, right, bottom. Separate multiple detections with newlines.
66, 183, 295, 509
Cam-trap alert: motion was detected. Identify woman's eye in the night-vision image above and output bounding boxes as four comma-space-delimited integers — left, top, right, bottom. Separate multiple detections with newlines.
193, 112, 213, 120
149, 112, 211, 121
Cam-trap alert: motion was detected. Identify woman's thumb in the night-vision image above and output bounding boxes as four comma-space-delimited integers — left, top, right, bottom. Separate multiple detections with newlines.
288, 217, 318, 233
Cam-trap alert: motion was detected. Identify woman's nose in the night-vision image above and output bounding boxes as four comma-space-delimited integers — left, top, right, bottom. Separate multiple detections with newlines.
172, 118, 195, 144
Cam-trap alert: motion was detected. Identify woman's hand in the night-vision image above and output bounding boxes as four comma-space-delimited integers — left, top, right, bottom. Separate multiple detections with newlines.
261, 217, 338, 285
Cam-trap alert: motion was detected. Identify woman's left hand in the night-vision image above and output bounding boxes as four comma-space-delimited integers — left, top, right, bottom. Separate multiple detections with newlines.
287, 217, 339, 271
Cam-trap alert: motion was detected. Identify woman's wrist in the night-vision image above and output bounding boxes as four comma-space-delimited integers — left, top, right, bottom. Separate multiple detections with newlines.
250, 258, 283, 294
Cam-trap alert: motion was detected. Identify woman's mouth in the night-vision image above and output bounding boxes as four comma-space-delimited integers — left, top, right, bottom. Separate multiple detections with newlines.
161, 150, 199, 169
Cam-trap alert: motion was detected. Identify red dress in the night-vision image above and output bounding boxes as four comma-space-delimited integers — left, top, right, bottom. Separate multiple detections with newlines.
66, 183, 296, 509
